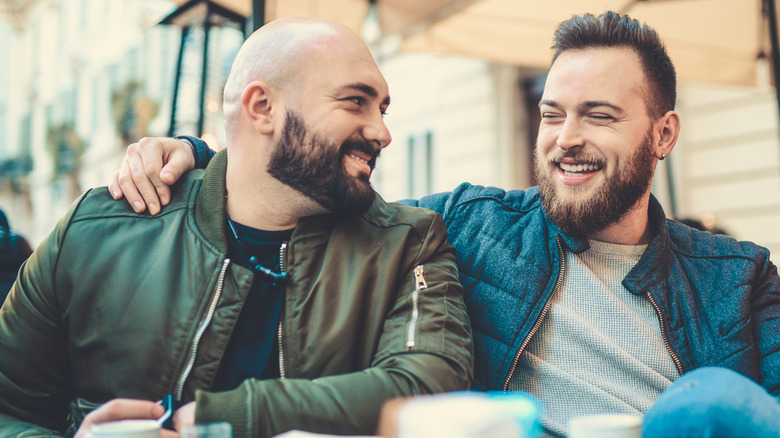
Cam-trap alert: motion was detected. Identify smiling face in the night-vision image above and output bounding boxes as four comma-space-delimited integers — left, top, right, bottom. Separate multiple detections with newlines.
535, 46, 659, 237
271, 28, 391, 214
267, 109, 382, 215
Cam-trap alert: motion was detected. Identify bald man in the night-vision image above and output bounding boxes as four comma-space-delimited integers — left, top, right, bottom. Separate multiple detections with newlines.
0, 18, 472, 437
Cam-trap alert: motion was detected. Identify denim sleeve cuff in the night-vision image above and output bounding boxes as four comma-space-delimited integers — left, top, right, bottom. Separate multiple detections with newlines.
175, 135, 215, 170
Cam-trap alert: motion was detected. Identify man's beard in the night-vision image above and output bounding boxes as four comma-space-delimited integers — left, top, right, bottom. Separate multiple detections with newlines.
267, 110, 380, 216
535, 130, 656, 237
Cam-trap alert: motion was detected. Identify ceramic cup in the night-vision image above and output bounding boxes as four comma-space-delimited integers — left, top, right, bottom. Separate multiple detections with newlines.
180, 422, 233, 438
569, 414, 642, 438
89, 419, 160, 438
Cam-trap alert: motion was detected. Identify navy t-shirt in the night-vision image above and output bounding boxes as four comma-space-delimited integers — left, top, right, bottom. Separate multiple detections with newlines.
211, 219, 293, 391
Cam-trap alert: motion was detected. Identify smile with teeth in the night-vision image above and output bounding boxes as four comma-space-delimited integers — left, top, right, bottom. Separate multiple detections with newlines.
349, 153, 369, 165
558, 162, 602, 175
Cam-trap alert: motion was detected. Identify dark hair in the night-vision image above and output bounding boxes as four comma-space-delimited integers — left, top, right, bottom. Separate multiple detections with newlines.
551, 11, 676, 119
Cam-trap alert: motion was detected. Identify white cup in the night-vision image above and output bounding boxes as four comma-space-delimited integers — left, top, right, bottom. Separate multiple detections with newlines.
569, 414, 642, 438
89, 419, 160, 438
181, 422, 233, 438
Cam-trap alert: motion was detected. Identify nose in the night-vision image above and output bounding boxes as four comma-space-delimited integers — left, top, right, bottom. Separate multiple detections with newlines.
363, 112, 392, 149
556, 117, 584, 150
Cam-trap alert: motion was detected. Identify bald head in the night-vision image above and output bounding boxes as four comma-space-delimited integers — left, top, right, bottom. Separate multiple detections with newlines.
223, 18, 377, 136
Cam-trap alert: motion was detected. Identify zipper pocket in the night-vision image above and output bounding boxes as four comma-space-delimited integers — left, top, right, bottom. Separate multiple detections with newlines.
406, 265, 428, 350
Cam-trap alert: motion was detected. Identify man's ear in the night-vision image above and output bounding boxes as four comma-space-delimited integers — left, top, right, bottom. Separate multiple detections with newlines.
654, 110, 680, 160
241, 80, 276, 135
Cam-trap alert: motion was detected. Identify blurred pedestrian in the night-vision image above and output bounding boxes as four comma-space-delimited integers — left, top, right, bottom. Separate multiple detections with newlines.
0, 207, 32, 301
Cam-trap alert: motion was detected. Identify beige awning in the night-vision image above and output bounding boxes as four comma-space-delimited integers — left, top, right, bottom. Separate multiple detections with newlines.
401, 0, 771, 87
169, 0, 776, 87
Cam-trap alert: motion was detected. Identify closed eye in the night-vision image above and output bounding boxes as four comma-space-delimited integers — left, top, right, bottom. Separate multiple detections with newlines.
587, 113, 616, 123
541, 112, 564, 122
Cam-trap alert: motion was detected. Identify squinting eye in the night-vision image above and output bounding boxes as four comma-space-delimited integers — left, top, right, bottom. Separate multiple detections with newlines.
349, 97, 366, 106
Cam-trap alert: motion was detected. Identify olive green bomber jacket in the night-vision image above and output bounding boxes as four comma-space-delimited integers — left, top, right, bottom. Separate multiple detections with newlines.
0, 150, 473, 437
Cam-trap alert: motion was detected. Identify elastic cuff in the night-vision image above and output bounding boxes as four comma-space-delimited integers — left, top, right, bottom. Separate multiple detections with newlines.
175, 135, 214, 170
195, 387, 252, 437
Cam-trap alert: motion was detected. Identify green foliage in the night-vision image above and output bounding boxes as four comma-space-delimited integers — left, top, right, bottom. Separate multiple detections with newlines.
111, 81, 159, 145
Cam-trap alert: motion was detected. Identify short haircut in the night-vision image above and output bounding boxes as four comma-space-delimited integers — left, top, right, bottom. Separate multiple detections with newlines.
551, 11, 676, 119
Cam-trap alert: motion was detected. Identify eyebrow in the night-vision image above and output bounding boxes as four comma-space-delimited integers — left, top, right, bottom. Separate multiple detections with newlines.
339, 83, 391, 106
539, 99, 624, 113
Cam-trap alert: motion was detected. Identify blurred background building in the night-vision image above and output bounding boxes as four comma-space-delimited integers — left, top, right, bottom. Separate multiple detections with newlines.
1, 0, 779, 257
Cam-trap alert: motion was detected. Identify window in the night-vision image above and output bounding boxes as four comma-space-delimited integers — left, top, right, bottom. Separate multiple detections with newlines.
406, 130, 434, 198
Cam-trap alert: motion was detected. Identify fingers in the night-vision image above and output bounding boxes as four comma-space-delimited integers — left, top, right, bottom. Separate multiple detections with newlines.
116, 138, 166, 215
113, 137, 197, 216
376, 397, 411, 438
160, 139, 197, 186
173, 401, 197, 431
109, 171, 124, 201
74, 399, 164, 438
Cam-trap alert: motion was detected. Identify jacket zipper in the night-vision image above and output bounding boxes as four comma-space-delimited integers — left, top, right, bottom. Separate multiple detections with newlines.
406, 265, 428, 350
647, 292, 685, 375
175, 258, 231, 400
277, 242, 288, 378
502, 237, 566, 391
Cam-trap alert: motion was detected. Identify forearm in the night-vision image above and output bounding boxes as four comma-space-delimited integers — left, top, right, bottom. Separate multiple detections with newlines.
195, 353, 469, 437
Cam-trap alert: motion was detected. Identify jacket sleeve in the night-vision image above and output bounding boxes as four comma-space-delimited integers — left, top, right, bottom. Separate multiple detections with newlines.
194, 213, 473, 437
749, 245, 780, 396
0, 196, 87, 436
177, 136, 215, 170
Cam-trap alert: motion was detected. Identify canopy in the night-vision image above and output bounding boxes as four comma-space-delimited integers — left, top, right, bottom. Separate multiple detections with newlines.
168, 0, 777, 87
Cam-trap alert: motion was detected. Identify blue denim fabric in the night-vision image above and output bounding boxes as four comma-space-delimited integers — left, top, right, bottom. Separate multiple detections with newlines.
644, 367, 780, 437
405, 183, 780, 396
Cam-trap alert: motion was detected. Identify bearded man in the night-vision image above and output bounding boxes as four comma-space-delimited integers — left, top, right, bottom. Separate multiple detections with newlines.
0, 18, 473, 438
111, 11, 780, 438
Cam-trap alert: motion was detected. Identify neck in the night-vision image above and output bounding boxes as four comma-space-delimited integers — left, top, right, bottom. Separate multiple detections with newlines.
225, 152, 326, 231
587, 196, 653, 245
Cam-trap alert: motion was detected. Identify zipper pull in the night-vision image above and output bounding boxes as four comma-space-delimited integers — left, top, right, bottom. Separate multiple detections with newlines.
414, 265, 428, 290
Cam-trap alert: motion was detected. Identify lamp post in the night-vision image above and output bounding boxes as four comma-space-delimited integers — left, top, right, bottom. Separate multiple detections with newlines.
159, 0, 246, 137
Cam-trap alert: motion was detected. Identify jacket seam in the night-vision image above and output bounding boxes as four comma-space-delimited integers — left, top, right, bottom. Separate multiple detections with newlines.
448, 194, 542, 216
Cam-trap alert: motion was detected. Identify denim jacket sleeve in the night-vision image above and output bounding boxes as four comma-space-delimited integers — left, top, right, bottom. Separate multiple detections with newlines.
177, 135, 215, 170
749, 246, 780, 395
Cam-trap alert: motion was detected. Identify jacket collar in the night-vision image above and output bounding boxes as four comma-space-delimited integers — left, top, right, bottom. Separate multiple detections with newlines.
544, 193, 671, 293
623, 194, 672, 293
194, 149, 230, 254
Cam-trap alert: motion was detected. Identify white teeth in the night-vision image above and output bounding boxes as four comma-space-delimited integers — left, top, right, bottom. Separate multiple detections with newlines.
558, 162, 600, 174
349, 154, 368, 164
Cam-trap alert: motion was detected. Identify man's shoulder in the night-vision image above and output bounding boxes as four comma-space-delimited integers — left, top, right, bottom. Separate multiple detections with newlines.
72, 174, 203, 223
369, 194, 443, 228
431, 182, 543, 213
667, 219, 771, 263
